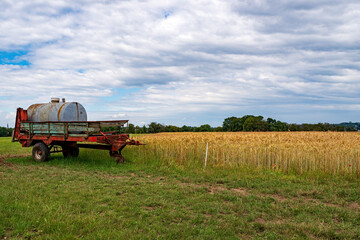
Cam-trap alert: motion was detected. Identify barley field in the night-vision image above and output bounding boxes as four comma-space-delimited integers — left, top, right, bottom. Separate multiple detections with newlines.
131, 132, 360, 177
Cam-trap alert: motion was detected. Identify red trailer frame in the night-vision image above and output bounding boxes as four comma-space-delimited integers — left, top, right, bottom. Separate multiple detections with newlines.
12, 108, 143, 163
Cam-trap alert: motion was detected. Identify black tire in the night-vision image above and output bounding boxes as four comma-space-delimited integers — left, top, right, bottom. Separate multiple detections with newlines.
32, 142, 50, 162
63, 146, 79, 158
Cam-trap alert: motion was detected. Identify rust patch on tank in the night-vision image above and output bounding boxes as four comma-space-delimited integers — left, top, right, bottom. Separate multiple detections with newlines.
76, 102, 79, 120
57, 103, 68, 121
27, 104, 42, 122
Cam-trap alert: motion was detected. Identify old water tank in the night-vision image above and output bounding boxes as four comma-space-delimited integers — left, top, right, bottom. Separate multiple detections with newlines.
27, 98, 87, 122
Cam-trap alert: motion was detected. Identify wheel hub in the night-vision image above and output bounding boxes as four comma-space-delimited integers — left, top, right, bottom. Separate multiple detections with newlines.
35, 150, 42, 159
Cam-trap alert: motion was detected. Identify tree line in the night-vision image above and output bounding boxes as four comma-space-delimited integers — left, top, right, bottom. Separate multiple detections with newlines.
103, 115, 358, 133
0, 127, 12, 137
101, 122, 219, 134
222, 115, 357, 132
0, 116, 357, 137
337, 122, 360, 131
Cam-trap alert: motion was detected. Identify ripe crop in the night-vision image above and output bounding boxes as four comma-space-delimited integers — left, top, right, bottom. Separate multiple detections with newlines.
131, 132, 360, 177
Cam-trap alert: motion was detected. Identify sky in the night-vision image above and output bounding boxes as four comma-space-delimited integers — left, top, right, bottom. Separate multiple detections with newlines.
0, 0, 359, 127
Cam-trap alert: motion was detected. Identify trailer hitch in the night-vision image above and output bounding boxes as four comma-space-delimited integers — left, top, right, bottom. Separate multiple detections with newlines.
110, 151, 125, 163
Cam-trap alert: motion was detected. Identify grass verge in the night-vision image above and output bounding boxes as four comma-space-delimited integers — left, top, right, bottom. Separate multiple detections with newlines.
0, 137, 359, 239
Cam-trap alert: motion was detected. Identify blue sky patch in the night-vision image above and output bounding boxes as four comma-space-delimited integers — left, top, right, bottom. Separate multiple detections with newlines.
0, 50, 30, 66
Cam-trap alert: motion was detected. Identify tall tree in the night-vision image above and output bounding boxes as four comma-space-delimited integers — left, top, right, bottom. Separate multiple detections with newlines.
243, 116, 268, 131
223, 117, 237, 131
148, 122, 164, 133
196, 124, 213, 132
128, 123, 135, 133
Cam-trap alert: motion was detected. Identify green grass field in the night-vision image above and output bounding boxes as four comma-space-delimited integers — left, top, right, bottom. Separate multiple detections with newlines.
1, 137, 359, 239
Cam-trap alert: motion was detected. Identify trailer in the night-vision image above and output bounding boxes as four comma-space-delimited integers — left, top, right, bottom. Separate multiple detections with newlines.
12, 107, 143, 163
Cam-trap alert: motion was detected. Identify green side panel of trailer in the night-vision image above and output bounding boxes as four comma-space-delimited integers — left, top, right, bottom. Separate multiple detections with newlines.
20, 122, 95, 136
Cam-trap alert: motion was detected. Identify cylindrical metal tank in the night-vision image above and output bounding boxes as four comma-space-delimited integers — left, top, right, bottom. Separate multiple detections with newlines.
27, 98, 87, 122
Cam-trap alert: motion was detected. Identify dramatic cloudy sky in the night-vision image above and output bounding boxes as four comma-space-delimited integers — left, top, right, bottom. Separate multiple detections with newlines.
0, 0, 359, 127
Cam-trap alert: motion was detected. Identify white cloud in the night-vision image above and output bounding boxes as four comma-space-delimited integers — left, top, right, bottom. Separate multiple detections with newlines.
5, 112, 15, 120
111, 113, 126, 119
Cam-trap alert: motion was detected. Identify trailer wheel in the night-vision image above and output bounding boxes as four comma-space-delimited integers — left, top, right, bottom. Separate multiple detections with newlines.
32, 142, 50, 162
63, 146, 79, 158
